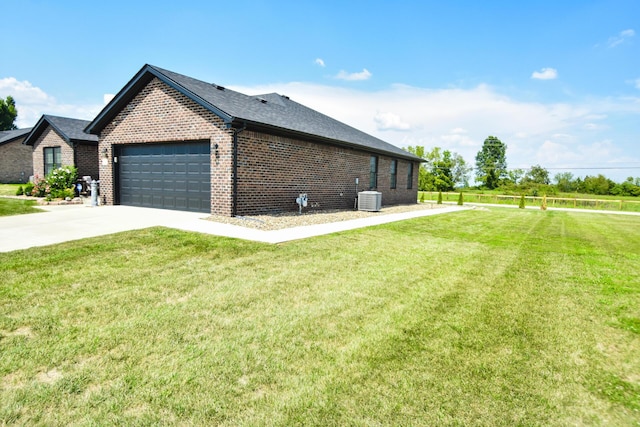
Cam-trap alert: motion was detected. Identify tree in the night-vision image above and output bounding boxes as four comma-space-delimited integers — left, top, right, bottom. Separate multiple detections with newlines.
507, 168, 525, 185
522, 164, 550, 185
451, 153, 471, 188
432, 149, 454, 191
405, 146, 470, 191
405, 145, 431, 191
580, 174, 614, 195
0, 96, 18, 130
554, 172, 577, 193
475, 136, 507, 189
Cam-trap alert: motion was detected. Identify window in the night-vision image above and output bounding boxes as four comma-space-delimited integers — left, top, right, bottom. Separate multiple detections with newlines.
44, 147, 62, 176
390, 159, 397, 189
369, 155, 378, 189
407, 162, 413, 189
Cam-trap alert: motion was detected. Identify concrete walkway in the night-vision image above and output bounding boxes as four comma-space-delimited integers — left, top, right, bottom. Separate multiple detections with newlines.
0, 204, 467, 252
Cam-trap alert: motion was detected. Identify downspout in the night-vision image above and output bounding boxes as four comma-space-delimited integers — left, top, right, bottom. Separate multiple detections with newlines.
230, 121, 247, 217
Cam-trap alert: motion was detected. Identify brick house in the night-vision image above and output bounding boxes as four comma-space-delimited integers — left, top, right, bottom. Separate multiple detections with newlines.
23, 115, 99, 180
86, 64, 421, 216
0, 128, 33, 183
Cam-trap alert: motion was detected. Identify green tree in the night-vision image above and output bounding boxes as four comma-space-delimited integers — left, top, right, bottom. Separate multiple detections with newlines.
405, 146, 470, 191
432, 149, 455, 191
507, 168, 525, 185
554, 172, 577, 193
405, 145, 430, 191
0, 96, 18, 130
451, 153, 471, 188
580, 175, 614, 195
475, 136, 507, 189
522, 165, 550, 185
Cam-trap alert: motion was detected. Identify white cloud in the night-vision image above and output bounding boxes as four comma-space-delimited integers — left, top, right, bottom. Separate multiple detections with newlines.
228, 80, 640, 181
608, 29, 635, 48
531, 67, 558, 80
103, 93, 115, 104
314, 58, 325, 67
335, 68, 372, 81
374, 111, 410, 131
0, 77, 103, 128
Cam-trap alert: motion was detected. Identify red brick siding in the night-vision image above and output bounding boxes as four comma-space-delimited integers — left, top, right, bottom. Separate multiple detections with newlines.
0, 138, 32, 183
235, 130, 418, 215
31, 128, 74, 179
98, 78, 234, 215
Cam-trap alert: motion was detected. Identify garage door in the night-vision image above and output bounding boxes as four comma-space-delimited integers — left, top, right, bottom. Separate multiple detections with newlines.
116, 141, 210, 213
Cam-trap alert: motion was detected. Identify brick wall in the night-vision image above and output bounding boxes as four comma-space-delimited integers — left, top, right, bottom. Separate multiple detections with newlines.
0, 138, 32, 183
96, 77, 418, 216
236, 130, 418, 215
75, 144, 99, 180
98, 77, 234, 215
31, 128, 74, 179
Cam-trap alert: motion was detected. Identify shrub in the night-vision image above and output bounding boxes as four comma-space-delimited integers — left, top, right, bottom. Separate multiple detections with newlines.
47, 166, 77, 193
457, 192, 463, 206
51, 188, 76, 200
519, 194, 525, 209
30, 176, 48, 197
437, 191, 443, 205
15, 185, 24, 196
419, 192, 425, 203
24, 182, 34, 196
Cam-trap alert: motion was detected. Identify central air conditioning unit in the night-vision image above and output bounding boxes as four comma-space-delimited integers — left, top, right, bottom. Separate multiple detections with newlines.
358, 191, 382, 212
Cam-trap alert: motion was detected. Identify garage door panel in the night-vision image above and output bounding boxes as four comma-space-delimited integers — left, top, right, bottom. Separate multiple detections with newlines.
117, 142, 210, 213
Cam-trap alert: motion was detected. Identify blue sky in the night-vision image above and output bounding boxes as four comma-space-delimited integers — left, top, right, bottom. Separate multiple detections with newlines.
2, 0, 639, 182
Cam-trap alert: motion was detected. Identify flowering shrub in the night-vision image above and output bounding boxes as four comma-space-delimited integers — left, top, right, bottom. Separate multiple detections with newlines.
30, 176, 48, 197
47, 166, 77, 193
27, 166, 78, 199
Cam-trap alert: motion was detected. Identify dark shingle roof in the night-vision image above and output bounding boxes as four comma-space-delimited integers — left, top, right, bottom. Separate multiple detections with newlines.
87, 64, 421, 161
23, 115, 98, 146
0, 128, 32, 146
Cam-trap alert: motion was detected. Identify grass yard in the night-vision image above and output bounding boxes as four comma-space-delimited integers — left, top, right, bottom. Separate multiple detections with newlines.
1, 209, 639, 425
0, 184, 22, 197
0, 198, 42, 216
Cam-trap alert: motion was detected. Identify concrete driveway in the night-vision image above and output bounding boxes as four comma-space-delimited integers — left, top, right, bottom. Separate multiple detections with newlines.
0, 204, 467, 252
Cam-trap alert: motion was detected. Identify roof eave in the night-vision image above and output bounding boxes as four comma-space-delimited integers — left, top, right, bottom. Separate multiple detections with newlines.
231, 119, 422, 162
85, 64, 234, 135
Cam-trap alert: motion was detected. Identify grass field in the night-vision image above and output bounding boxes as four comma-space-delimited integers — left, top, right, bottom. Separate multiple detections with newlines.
1, 209, 639, 425
421, 191, 640, 212
0, 198, 42, 216
0, 184, 22, 197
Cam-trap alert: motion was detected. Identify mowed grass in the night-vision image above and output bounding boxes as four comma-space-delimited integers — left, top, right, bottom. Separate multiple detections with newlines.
0, 184, 22, 197
1, 209, 639, 425
0, 198, 42, 216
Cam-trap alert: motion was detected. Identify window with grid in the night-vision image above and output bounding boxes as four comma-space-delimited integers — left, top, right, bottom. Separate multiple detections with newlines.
44, 146, 62, 176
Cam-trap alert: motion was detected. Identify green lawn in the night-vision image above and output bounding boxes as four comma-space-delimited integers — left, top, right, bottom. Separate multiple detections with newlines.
0, 184, 22, 197
0, 198, 42, 216
1, 209, 638, 425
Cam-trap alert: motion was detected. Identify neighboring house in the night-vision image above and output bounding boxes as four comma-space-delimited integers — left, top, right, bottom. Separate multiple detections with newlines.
86, 64, 421, 216
23, 115, 99, 180
0, 128, 33, 183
